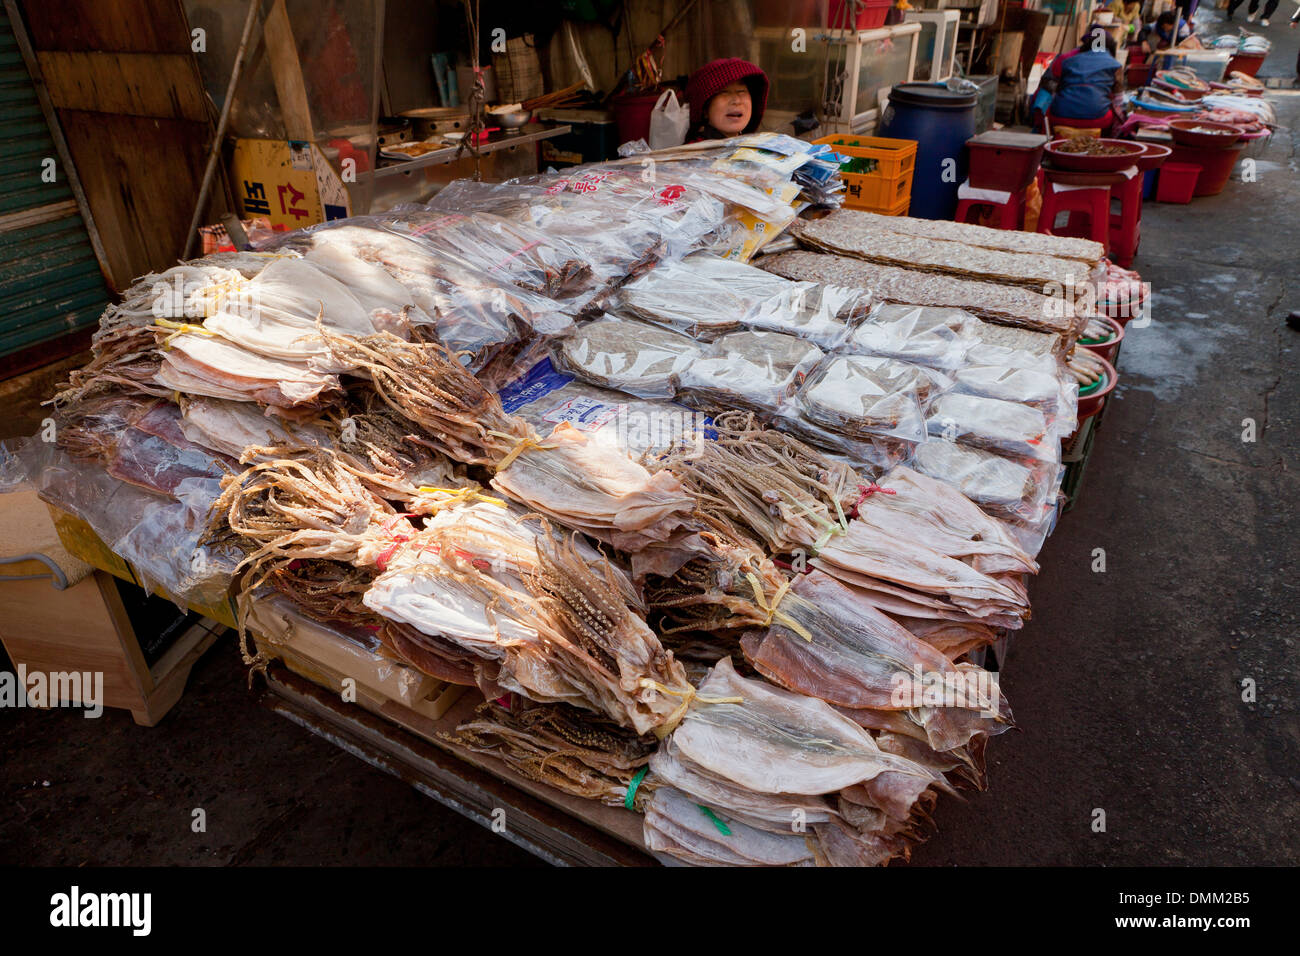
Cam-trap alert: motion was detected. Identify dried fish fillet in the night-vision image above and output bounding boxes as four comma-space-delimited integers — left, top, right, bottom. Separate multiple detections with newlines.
553, 316, 701, 398
761, 250, 1082, 340
670, 657, 932, 795
797, 354, 949, 442
926, 393, 1056, 463
674, 330, 823, 414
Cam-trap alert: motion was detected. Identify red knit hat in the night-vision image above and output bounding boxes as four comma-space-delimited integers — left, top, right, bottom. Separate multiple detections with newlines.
685, 58, 768, 133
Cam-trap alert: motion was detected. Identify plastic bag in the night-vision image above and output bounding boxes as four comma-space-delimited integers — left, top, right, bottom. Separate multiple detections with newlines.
674, 330, 824, 415
795, 354, 952, 443
908, 438, 1057, 524
839, 303, 979, 370
926, 393, 1058, 464
551, 315, 702, 399
649, 90, 690, 150
497, 357, 708, 459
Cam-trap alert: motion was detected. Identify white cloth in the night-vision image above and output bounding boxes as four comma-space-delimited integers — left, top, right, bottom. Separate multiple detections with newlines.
1049, 165, 1138, 191
957, 179, 1014, 204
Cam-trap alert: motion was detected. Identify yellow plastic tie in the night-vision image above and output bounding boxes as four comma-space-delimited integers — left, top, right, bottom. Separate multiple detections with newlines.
153, 316, 217, 349
494, 435, 559, 470
745, 571, 814, 642
638, 678, 743, 740
416, 486, 507, 507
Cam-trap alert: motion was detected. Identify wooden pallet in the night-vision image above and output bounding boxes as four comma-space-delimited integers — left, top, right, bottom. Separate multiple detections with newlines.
257, 663, 653, 866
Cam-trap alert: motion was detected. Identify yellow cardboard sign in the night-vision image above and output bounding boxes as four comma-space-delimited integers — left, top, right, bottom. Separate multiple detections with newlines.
230, 139, 351, 228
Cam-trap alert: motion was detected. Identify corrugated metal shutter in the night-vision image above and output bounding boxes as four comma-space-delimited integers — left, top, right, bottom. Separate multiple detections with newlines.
0, 4, 109, 359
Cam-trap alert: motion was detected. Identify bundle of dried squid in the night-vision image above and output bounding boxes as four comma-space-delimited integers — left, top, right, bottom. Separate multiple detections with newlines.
451, 699, 658, 809
658, 410, 859, 555
319, 328, 699, 560
362, 503, 696, 736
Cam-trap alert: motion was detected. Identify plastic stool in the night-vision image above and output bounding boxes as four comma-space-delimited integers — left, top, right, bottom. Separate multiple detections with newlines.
1107, 173, 1143, 268
954, 190, 1026, 229
1038, 179, 1110, 252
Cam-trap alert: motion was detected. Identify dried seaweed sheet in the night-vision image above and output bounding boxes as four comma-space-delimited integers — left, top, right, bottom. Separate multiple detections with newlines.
760, 251, 1080, 341
801, 209, 1104, 264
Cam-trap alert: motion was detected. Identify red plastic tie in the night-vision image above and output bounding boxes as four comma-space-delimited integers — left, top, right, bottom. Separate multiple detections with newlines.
850, 482, 896, 518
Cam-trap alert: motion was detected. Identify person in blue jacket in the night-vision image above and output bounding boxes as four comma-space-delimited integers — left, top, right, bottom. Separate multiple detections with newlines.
1038, 27, 1126, 135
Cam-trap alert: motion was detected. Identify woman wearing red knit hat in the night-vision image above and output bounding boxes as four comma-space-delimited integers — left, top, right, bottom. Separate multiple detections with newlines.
683, 58, 769, 142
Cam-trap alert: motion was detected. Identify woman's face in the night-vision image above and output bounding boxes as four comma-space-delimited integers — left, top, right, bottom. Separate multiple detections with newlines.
706, 81, 752, 134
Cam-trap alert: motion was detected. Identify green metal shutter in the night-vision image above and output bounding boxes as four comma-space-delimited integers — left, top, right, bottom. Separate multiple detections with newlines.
0, 3, 110, 359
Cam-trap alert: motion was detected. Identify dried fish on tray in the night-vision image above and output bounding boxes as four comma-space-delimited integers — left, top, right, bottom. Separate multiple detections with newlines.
552, 316, 702, 399
761, 250, 1086, 343
795, 354, 951, 443
658, 410, 858, 556
649, 657, 951, 866
812, 507, 1032, 629
644, 785, 818, 866
363, 502, 696, 736
314, 329, 699, 561
800, 208, 1104, 264
673, 330, 823, 414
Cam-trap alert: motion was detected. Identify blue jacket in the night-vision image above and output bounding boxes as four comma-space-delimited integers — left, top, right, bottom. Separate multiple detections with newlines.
1052, 49, 1123, 120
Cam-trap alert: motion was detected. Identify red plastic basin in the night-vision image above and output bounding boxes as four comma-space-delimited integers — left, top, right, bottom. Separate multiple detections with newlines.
1168, 143, 1246, 196
1076, 353, 1118, 422
829, 0, 891, 29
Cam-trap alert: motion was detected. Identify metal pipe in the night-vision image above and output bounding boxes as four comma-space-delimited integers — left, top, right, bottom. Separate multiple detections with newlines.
182, 0, 263, 260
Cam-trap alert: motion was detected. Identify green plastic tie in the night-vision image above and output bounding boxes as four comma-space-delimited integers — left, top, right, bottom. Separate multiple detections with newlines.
698, 805, 732, 836
624, 766, 648, 811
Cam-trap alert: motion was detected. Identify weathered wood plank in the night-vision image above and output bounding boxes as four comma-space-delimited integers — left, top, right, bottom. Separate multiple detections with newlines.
37, 51, 209, 121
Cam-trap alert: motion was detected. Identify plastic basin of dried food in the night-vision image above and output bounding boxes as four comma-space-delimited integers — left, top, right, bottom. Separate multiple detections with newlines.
1076, 355, 1118, 421
1078, 315, 1125, 364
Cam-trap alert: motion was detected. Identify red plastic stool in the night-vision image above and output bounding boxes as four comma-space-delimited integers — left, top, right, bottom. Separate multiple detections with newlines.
1107, 172, 1143, 268
955, 190, 1026, 229
1037, 170, 1113, 253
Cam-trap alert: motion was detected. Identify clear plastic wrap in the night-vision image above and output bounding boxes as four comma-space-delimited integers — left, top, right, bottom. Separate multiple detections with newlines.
738, 281, 872, 348
925, 393, 1058, 465
795, 354, 952, 443
430, 167, 731, 268
112, 476, 241, 606
614, 252, 869, 347
267, 219, 561, 365
908, 438, 1058, 524
673, 330, 823, 414
496, 356, 709, 459
2, 437, 238, 607
551, 315, 702, 399
839, 303, 980, 370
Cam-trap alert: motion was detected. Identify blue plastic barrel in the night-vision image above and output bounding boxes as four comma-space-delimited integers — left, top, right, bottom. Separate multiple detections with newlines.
878, 83, 978, 220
